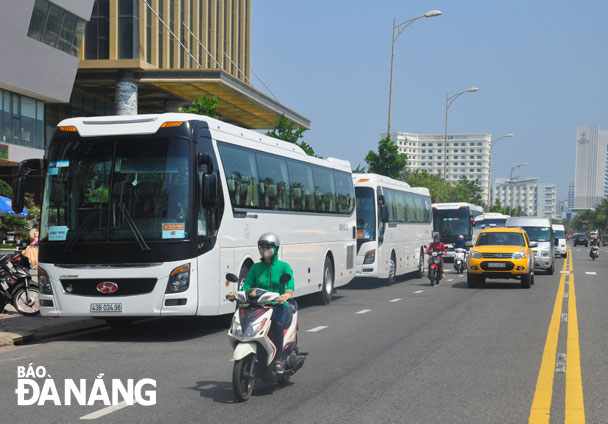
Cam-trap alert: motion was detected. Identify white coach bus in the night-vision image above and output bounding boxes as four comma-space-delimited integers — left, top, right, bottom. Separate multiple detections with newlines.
12, 113, 357, 323
353, 174, 433, 284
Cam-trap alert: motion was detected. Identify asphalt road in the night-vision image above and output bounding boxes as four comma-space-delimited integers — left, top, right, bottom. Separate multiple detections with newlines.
0, 245, 606, 423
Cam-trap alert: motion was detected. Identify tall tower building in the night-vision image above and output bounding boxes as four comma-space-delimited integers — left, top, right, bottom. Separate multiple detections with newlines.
567, 183, 575, 211
574, 126, 607, 209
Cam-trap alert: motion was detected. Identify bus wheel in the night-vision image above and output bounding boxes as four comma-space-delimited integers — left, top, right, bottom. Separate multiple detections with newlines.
317, 257, 334, 305
416, 248, 425, 279
386, 252, 396, 286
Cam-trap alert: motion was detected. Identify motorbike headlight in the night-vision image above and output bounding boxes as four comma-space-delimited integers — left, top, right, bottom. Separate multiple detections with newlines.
513, 251, 527, 260
38, 267, 53, 295
541, 248, 550, 257
363, 249, 376, 264
470, 250, 482, 259
242, 319, 268, 338
166, 264, 190, 293
230, 319, 242, 337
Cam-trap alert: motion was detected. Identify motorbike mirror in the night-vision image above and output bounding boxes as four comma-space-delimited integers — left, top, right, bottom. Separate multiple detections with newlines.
465, 241, 473, 247
279, 273, 291, 284
225, 273, 239, 283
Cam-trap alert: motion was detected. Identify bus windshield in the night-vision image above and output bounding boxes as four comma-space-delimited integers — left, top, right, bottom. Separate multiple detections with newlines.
554, 230, 565, 239
355, 187, 376, 241
433, 208, 471, 238
40, 137, 191, 243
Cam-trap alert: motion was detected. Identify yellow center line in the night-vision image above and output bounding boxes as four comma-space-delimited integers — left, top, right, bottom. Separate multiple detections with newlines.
529, 253, 568, 423
566, 251, 585, 423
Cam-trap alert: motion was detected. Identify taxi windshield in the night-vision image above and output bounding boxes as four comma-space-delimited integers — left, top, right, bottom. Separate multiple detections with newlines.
476, 232, 525, 247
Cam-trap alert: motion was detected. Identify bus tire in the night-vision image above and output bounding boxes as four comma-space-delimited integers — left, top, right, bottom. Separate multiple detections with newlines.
317, 256, 334, 305
386, 251, 396, 286
416, 248, 425, 279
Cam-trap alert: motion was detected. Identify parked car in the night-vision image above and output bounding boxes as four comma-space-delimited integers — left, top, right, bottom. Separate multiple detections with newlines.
467, 227, 536, 288
573, 234, 588, 247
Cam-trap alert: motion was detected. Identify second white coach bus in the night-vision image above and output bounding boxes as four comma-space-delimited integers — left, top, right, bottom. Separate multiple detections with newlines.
353, 174, 433, 284
12, 113, 357, 322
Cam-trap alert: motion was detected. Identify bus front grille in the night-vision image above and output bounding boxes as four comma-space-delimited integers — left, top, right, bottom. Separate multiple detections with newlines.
59, 278, 158, 296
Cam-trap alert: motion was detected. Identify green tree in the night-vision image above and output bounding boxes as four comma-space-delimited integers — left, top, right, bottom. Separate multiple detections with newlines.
403, 169, 452, 203
265, 114, 315, 156
446, 176, 484, 206
179, 95, 220, 119
365, 136, 407, 179
489, 198, 506, 214
352, 163, 367, 173
0, 179, 12, 198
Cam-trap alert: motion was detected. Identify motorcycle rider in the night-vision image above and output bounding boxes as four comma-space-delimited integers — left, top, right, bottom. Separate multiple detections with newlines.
425, 233, 447, 280
226, 233, 294, 374
590, 236, 600, 258
454, 234, 466, 250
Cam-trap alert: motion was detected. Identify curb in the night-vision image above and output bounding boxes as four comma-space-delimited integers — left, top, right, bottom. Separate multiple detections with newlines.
0, 319, 106, 348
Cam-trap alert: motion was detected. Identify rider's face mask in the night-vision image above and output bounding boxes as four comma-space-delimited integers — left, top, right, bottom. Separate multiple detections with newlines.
258, 245, 275, 260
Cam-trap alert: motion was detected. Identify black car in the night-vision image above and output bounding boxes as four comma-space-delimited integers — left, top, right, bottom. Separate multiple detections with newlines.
573, 234, 588, 247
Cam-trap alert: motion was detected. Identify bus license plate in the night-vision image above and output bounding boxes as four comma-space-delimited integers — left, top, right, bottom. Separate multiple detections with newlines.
487, 262, 506, 268
90, 303, 122, 312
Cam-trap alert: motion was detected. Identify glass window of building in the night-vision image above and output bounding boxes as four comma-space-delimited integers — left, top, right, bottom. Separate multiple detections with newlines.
86, 0, 110, 59
42, 3, 64, 47
119, 0, 139, 59
28, 0, 50, 41
57, 12, 78, 54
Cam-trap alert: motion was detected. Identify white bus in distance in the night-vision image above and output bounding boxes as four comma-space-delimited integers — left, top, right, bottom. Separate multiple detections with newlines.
479, 212, 510, 229
353, 174, 433, 284
432, 202, 484, 260
12, 113, 357, 323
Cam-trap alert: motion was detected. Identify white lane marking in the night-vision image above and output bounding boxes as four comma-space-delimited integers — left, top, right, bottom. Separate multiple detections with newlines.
389, 298, 401, 302
585, 272, 597, 275
356, 309, 371, 314
447, 279, 454, 282
80, 401, 135, 420
413, 290, 424, 294
556, 353, 567, 373
307, 326, 327, 333
561, 313, 568, 322
458, 274, 465, 278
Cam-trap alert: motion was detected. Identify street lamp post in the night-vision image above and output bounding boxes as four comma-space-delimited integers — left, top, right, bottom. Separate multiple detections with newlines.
506, 162, 528, 213
487, 133, 514, 207
387, 10, 442, 137
443, 87, 479, 180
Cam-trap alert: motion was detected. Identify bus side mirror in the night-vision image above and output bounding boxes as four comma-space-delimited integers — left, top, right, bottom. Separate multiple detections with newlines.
554, 238, 559, 246
465, 241, 473, 247
197, 152, 213, 173
13, 158, 46, 214
380, 204, 389, 223
202, 173, 218, 208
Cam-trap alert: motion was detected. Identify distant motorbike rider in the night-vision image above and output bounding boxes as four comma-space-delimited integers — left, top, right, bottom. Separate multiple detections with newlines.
425, 233, 447, 279
454, 234, 466, 250
590, 236, 600, 247
226, 233, 294, 374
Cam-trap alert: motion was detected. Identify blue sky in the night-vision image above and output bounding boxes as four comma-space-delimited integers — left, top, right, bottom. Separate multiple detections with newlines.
250, 1, 608, 200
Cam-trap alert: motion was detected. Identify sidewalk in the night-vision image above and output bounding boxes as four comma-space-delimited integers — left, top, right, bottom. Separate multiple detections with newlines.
0, 305, 105, 347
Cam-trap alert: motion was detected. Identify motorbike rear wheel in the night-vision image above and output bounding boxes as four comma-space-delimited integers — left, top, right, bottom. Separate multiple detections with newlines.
232, 354, 256, 402
11, 285, 40, 316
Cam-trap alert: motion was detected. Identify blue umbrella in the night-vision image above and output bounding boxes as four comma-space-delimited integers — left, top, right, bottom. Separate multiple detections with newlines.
0, 196, 28, 217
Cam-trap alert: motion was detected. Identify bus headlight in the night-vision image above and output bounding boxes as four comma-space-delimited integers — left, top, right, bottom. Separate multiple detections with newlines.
513, 251, 527, 260
363, 249, 376, 264
38, 267, 53, 295
166, 264, 191, 293
469, 251, 482, 259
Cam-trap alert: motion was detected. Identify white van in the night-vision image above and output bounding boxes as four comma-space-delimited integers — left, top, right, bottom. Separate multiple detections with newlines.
506, 217, 555, 274
552, 224, 567, 258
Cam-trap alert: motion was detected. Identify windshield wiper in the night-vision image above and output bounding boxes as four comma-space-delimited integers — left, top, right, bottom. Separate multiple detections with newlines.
65, 208, 99, 253
120, 202, 151, 251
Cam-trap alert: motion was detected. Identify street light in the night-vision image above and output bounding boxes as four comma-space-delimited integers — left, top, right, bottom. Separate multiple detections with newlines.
487, 133, 514, 207
443, 87, 479, 180
508, 162, 528, 183
387, 10, 442, 136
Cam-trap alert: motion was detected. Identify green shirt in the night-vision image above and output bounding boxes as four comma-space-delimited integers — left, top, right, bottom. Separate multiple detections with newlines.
242, 250, 294, 306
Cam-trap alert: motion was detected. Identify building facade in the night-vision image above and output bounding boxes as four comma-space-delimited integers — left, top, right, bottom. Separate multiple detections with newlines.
48, 0, 310, 131
388, 132, 491, 201
567, 183, 575, 212
574, 125, 607, 210
537, 183, 557, 220
491, 178, 557, 219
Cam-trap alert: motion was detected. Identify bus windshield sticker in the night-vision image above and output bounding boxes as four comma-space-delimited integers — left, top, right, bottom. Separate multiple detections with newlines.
48, 167, 58, 175
56, 160, 70, 168
49, 226, 69, 241
162, 223, 185, 239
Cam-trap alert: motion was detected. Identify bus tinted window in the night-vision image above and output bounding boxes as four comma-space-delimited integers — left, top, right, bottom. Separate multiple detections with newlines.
334, 171, 355, 214
313, 166, 336, 212
414, 194, 425, 222
218, 143, 259, 208
256, 152, 289, 210
287, 160, 315, 211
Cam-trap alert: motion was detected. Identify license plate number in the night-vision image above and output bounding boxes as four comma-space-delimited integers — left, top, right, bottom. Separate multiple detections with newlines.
487, 262, 506, 268
90, 303, 122, 312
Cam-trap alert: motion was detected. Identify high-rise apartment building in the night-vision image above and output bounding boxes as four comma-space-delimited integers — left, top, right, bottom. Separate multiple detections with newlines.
491, 178, 557, 219
537, 183, 557, 220
574, 125, 607, 209
567, 183, 575, 212
388, 132, 491, 201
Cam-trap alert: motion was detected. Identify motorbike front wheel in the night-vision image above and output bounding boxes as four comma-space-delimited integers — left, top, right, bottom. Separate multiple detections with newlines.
429, 267, 436, 286
232, 354, 256, 402
12, 285, 40, 316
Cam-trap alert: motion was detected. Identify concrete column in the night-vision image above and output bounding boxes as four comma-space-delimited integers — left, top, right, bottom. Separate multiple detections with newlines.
115, 70, 138, 115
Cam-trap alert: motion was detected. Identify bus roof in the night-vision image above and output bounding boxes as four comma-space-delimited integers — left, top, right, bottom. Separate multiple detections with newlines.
56, 113, 353, 173
431, 202, 484, 212
482, 212, 510, 219
353, 173, 430, 196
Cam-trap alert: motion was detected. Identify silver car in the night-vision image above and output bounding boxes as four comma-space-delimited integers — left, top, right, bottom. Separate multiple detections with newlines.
506, 217, 555, 274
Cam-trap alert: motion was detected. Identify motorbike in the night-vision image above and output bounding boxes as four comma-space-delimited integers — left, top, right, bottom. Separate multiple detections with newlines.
0, 252, 39, 316
427, 251, 444, 286
590, 245, 599, 261
453, 248, 467, 274
225, 273, 307, 402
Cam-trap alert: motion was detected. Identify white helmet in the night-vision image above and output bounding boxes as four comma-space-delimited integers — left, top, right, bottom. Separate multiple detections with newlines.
258, 232, 280, 249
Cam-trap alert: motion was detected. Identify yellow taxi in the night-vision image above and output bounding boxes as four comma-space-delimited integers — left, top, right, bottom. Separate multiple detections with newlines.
467, 227, 535, 289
